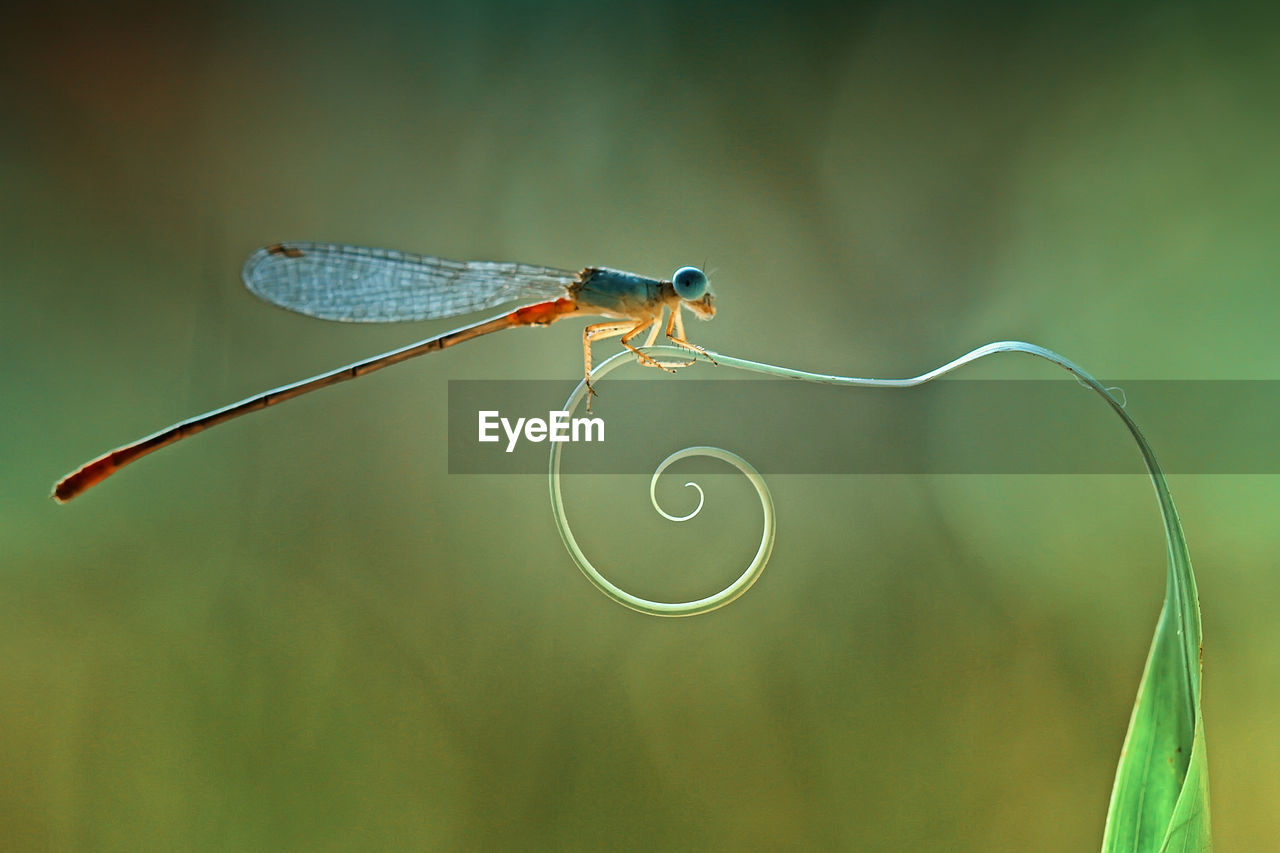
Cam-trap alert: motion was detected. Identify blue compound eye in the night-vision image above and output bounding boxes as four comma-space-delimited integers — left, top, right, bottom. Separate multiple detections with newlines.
672, 266, 708, 300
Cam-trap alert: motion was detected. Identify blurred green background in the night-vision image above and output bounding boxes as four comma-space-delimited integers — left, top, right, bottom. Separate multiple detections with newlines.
4, 1, 1277, 849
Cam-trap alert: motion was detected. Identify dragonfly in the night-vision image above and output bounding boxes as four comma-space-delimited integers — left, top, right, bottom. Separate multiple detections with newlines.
53, 242, 717, 503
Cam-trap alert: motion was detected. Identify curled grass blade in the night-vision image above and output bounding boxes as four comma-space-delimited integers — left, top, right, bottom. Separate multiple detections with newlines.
552, 342, 1210, 850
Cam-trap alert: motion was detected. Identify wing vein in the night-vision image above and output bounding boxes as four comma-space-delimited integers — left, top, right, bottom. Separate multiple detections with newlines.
242, 242, 578, 323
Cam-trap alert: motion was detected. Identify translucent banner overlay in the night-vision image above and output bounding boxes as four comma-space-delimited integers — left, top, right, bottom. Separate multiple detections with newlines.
448, 379, 1280, 474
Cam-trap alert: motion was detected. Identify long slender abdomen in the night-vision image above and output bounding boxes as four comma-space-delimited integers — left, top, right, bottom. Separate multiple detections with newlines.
53, 299, 582, 502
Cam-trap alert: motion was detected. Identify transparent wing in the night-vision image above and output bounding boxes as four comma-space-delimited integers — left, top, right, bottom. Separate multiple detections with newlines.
242, 242, 579, 322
